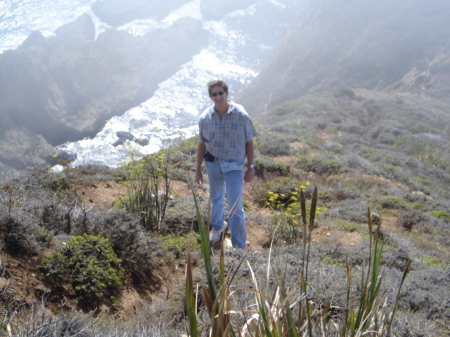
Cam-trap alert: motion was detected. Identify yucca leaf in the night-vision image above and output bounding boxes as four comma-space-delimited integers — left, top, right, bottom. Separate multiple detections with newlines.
306, 300, 313, 337
309, 186, 318, 232
190, 177, 217, 305
185, 252, 198, 337
387, 259, 411, 335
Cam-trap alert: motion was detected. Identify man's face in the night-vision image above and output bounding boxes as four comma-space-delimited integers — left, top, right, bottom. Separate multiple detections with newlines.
210, 86, 228, 108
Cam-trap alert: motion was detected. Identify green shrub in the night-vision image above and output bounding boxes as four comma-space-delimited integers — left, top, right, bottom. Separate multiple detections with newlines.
255, 179, 322, 244
321, 252, 340, 265
161, 233, 200, 259
297, 156, 343, 174
341, 176, 384, 194
375, 196, 408, 209
418, 145, 449, 170
396, 210, 423, 231
256, 133, 291, 156
242, 199, 251, 211
323, 159, 343, 174
396, 136, 449, 170
171, 135, 198, 155
426, 210, 450, 221
41, 234, 125, 307
420, 255, 449, 268
65, 164, 120, 186
411, 202, 426, 210
254, 157, 290, 177
337, 220, 360, 233
329, 145, 344, 154
380, 164, 401, 180
253, 177, 305, 207
0, 182, 67, 254
298, 156, 322, 173
119, 151, 171, 231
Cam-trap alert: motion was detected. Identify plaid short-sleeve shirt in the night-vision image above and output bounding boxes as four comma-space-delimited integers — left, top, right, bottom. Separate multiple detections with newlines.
199, 102, 258, 172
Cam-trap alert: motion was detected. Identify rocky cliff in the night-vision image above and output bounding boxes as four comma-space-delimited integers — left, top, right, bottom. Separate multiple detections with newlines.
0, 13, 207, 178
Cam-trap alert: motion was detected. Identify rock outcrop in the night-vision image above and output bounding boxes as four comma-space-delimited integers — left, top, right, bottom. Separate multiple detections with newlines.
0, 14, 208, 178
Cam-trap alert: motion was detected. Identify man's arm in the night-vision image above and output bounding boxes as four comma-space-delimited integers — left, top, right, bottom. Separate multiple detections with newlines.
244, 140, 255, 183
196, 141, 206, 184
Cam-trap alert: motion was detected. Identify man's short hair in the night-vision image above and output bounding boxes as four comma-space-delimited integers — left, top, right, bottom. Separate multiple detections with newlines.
207, 79, 228, 95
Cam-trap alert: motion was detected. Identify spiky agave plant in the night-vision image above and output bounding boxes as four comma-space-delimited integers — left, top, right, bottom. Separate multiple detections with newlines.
342, 208, 411, 337
185, 180, 410, 337
186, 175, 246, 337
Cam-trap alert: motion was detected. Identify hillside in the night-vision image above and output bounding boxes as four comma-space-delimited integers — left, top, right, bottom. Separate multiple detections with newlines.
1, 0, 450, 335
238, 0, 450, 112
0, 118, 449, 335
253, 88, 450, 201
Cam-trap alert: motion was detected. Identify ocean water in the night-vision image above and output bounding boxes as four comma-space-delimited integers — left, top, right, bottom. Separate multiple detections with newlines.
0, 0, 99, 52
56, 0, 260, 168
1, 0, 301, 169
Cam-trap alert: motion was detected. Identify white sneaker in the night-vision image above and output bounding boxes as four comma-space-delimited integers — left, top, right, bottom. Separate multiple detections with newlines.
209, 222, 229, 243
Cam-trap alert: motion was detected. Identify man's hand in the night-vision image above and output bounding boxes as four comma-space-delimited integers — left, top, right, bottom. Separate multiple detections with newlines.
244, 167, 254, 183
196, 141, 206, 185
195, 170, 204, 185
244, 141, 255, 183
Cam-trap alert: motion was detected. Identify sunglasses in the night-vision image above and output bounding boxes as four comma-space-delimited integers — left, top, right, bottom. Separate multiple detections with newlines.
211, 91, 225, 97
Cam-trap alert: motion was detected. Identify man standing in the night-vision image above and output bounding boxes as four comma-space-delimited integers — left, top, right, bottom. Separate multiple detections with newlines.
195, 79, 257, 249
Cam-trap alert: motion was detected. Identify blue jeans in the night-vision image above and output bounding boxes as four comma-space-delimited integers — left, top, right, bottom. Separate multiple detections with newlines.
205, 161, 246, 249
